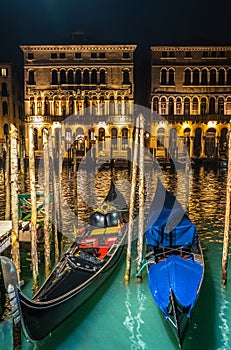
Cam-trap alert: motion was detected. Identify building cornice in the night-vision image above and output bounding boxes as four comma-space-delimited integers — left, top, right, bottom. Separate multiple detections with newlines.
151, 46, 231, 51
20, 45, 137, 52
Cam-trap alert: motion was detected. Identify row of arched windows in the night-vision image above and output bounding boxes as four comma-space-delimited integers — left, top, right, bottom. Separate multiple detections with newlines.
32, 126, 129, 152
28, 69, 130, 86
160, 67, 231, 86
29, 95, 131, 116
153, 96, 231, 115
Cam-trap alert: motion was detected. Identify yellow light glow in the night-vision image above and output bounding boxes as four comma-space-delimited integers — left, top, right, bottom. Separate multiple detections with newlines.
208, 121, 217, 128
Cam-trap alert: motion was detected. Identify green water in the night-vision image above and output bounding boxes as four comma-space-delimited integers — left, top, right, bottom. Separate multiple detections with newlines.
1, 166, 231, 349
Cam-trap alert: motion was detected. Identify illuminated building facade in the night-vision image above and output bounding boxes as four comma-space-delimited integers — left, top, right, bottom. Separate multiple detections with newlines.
0, 63, 24, 157
20, 43, 136, 160
150, 46, 231, 161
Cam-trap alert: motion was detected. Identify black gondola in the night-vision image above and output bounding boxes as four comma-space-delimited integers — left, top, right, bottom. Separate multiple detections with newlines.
145, 180, 204, 348
0, 183, 127, 342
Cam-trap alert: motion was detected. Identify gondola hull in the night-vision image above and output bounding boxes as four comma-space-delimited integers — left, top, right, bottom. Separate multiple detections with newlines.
18, 240, 125, 341
145, 180, 204, 348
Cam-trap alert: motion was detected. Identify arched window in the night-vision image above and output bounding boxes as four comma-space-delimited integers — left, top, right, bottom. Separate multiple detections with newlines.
51, 70, 58, 84
218, 97, 224, 115
153, 97, 159, 113
201, 69, 208, 85
209, 97, 216, 114
91, 69, 97, 84
220, 128, 228, 155
84, 96, 90, 114
109, 96, 115, 115
83, 69, 89, 84
100, 69, 106, 84
65, 128, 72, 151
192, 97, 199, 114
117, 96, 122, 114
160, 69, 167, 85
160, 97, 166, 115
205, 128, 216, 157
218, 69, 225, 85
76, 70, 81, 84
122, 128, 128, 150
157, 127, 165, 148
37, 97, 42, 115
227, 69, 231, 85
124, 96, 129, 115
2, 101, 8, 115
76, 97, 81, 114
210, 69, 216, 85
193, 128, 202, 157
193, 69, 199, 85
92, 96, 97, 115
99, 96, 105, 115
183, 127, 191, 150
111, 127, 118, 150
184, 97, 190, 115
4, 123, 9, 137
54, 97, 59, 116
168, 97, 174, 115
61, 97, 66, 116
200, 97, 207, 115
176, 97, 182, 115
2, 83, 7, 96
123, 70, 130, 84
184, 69, 191, 85
44, 96, 49, 115
98, 127, 105, 151
28, 70, 35, 85
168, 69, 175, 85
30, 97, 35, 115
60, 69, 66, 84
226, 97, 231, 114
34, 128, 38, 150
67, 70, 74, 84
69, 96, 74, 115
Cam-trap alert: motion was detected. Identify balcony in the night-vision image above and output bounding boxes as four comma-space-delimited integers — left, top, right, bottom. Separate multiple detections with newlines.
162, 114, 231, 124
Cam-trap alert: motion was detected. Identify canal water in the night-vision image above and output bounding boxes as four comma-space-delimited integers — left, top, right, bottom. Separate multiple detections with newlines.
0, 163, 231, 350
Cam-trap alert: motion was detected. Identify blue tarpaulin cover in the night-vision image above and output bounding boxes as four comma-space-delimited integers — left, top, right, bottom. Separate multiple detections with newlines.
148, 255, 203, 317
145, 180, 198, 247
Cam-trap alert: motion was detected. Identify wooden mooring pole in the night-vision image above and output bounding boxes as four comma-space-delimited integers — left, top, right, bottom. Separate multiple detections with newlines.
222, 123, 231, 285
5, 135, 10, 220
10, 124, 22, 349
49, 134, 60, 264
136, 114, 145, 282
43, 128, 51, 278
124, 115, 140, 282
29, 125, 39, 293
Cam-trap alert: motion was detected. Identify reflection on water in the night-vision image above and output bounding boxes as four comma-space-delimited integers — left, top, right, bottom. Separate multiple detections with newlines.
1, 164, 231, 349
123, 284, 146, 350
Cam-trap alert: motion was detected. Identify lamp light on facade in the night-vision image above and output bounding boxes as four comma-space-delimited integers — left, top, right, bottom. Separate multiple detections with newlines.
208, 121, 217, 128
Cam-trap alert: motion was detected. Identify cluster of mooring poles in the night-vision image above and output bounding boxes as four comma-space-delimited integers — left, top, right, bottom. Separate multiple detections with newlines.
3, 124, 64, 348
124, 113, 145, 283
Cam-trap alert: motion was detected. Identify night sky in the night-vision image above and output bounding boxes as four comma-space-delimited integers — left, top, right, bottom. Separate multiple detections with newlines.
1, 0, 231, 104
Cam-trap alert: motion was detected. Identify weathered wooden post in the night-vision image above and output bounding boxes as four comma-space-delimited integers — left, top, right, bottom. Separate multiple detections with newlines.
136, 114, 145, 282
222, 123, 231, 285
10, 124, 22, 350
10, 124, 21, 277
49, 132, 59, 264
124, 115, 140, 282
58, 127, 63, 252
29, 125, 39, 293
73, 140, 78, 217
19, 131, 25, 194
5, 135, 10, 220
43, 128, 51, 278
